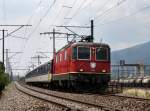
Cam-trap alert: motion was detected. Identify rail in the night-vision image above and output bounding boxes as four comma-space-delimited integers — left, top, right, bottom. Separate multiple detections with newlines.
16, 82, 122, 111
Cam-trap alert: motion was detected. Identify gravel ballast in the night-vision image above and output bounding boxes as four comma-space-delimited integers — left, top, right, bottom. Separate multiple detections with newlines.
24, 84, 150, 111
0, 83, 64, 111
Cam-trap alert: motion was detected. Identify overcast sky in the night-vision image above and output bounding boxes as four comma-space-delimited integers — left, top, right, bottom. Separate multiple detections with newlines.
0, 0, 150, 75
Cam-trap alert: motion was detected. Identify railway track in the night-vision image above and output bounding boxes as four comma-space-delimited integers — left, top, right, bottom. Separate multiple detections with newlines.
16, 82, 150, 111
15, 82, 120, 111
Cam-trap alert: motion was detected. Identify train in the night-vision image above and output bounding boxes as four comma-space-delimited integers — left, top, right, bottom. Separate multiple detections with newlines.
111, 76, 150, 87
25, 41, 111, 90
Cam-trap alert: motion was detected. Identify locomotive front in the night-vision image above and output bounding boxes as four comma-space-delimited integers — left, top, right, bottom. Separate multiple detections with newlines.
69, 42, 110, 88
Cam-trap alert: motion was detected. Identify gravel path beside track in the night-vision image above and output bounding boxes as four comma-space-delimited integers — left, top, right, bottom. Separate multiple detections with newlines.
0, 83, 65, 111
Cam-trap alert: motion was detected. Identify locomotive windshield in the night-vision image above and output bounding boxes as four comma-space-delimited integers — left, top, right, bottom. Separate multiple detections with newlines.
96, 47, 108, 60
72, 46, 90, 60
78, 47, 90, 59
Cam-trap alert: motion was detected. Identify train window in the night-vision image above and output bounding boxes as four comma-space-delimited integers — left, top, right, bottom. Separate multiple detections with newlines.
41, 66, 44, 73
40, 67, 42, 73
72, 47, 77, 59
64, 51, 67, 60
47, 62, 51, 70
96, 47, 108, 60
45, 65, 47, 72
43, 65, 46, 73
78, 47, 90, 60
60, 54, 62, 62
56, 55, 58, 63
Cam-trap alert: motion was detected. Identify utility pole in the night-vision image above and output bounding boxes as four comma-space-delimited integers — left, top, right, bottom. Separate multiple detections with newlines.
31, 55, 41, 65
90, 20, 94, 42
31, 55, 49, 65
0, 24, 32, 66
4, 49, 23, 80
38, 55, 40, 65
5, 49, 13, 81
0, 29, 7, 64
40, 28, 76, 58
36, 51, 53, 57
55, 20, 93, 42
2, 30, 5, 64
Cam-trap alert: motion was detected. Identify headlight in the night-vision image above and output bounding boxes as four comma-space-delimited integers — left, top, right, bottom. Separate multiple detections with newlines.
80, 69, 83, 72
102, 70, 106, 73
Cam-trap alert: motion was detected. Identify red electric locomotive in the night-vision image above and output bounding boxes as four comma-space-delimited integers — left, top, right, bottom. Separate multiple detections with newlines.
52, 42, 110, 89
25, 20, 110, 90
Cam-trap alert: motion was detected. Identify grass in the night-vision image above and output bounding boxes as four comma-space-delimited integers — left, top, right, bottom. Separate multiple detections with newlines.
123, 88, 150, 99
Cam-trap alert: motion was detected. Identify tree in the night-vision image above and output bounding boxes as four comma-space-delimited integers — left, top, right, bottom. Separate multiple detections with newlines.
0, 62, 9, 91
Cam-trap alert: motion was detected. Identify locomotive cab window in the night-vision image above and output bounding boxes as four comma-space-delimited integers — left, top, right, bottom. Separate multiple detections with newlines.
96, 47, 108, 60
72, 47, 77, 59
78, 47, 90, 60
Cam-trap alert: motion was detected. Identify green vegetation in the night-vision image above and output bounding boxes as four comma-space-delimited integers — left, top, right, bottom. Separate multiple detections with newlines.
0, 62, 10, 92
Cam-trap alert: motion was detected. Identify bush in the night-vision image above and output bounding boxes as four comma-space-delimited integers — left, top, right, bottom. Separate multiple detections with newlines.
0, 62, 9, 92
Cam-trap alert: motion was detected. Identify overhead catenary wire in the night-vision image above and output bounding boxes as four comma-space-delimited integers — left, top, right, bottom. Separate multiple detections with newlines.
11, 0, 150, 75
9, 35, 28, 40
51, 7, 64, 26
49, 0, 78, 44
66, 0, 86, 24
17, 0, 56, 74
2, 0, 7, 24
18, 0, 47, 68
0, 25, 24, 40
17, 0, 47, 69
27, 0, 56, 38
57, 0, 88, 40
24, 0, 43, 35
95, 4, 150, 27
62, 0, 78, 25
19, 0, 56, 62
94, 0, 127, 22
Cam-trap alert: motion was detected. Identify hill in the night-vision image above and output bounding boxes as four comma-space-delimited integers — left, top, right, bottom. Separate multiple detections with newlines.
111, 41, 150, 65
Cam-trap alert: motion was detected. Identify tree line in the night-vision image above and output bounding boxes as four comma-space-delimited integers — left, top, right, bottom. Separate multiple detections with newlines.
0, 62, 9, 92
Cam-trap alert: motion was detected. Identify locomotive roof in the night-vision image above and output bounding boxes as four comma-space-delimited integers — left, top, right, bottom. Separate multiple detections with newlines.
56, 42, 110, 54
72, 42, 110, 47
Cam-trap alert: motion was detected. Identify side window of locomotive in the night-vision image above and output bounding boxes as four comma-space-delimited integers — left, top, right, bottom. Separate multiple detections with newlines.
96, 47, 108, 60
72, 47, 77, 59
56, 55, 58, 63
78, 47, 90, 60
64, 51, 67, 60
60, 54, 62, 62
